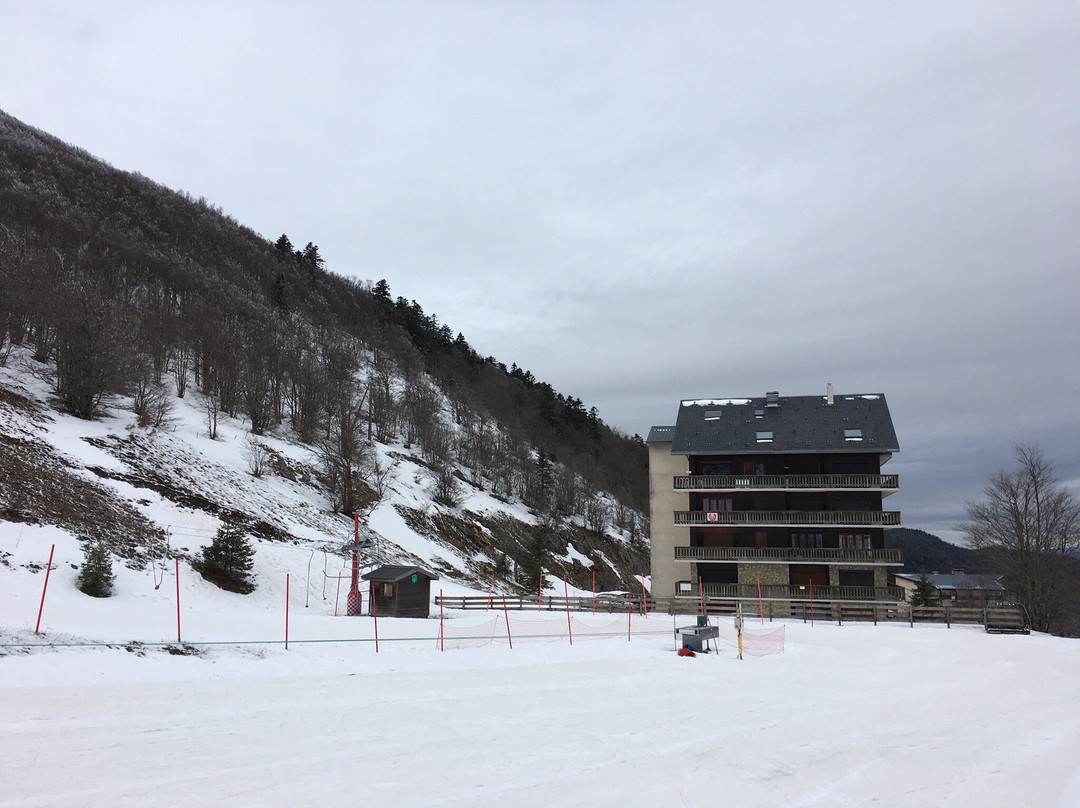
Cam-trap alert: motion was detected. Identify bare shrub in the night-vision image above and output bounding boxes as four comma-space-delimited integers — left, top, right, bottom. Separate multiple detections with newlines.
244, 434, 270, 478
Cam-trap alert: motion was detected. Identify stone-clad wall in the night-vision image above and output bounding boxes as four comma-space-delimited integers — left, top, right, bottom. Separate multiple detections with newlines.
738, 563, 789, 587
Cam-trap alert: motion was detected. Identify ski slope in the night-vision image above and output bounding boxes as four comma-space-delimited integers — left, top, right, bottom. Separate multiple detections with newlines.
3, 605, 1079, 808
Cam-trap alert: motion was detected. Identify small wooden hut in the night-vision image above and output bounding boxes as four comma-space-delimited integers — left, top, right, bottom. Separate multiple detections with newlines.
362, 565, 437, 618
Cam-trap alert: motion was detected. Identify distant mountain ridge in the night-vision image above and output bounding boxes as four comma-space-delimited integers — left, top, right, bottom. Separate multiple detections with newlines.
886, 527, 985, 575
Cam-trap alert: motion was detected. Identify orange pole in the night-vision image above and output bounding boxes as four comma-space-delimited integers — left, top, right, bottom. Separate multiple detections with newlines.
502, 595, 513, 649
757, 576, 764, 624
175, 556, 181, 642
34, 544, 55, 634
640, 574, 648, 617
564, 579, 573, 646
372, 581, 379, 653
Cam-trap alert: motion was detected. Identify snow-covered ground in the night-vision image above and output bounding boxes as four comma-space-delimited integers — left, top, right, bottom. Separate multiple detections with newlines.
3, 535, 1080, 808
4, 615, 1080, 807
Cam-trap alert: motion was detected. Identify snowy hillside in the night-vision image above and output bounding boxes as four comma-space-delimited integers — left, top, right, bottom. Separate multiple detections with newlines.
0, 343, 646, 616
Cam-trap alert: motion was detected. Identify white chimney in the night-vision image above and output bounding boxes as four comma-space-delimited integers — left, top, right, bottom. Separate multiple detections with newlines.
826, 382, 834, 405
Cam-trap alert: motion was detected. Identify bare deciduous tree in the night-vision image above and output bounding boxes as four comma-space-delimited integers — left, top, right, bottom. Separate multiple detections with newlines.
244, 433, 270, 478
317, 381, 372, 514
432, 462, 460, 508
203, 390, 220, 440
959, 444, 1080, 632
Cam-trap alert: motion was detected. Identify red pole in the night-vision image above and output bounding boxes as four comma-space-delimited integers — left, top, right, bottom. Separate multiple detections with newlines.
538, 570, 543, 611
564, 579, 573, 646
372, 582, 379, 653
640, 574, 648, 617
439, 588, 445, 652
175, 556, 181, 642
34, 544, 55, 634
591, 570, 596, 615
627, 589, 632, 641
757, 576, 764, 624
502, 595, 513, 649
487, 572, 495, 610
809, 578, 815, 627
334, 573, 342, 617
285, 573, 290, 650
698, 575, 705, 617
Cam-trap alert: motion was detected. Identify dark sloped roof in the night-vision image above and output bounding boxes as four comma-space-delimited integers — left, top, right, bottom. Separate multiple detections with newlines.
647, 425, 676, 443
896, 573, 1005, 591
670, 392, 899, 455
362, 565, 436, 583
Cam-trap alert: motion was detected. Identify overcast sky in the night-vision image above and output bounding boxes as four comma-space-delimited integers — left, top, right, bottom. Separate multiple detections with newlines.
3, 1, 1078, 541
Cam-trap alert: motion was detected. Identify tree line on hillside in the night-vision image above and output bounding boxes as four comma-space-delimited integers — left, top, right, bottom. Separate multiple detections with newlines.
885, 528, 984, 575
0, 110, 647, 530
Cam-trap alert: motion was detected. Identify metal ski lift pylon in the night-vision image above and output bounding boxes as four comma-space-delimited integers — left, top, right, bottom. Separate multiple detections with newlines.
344, 514, 379, 615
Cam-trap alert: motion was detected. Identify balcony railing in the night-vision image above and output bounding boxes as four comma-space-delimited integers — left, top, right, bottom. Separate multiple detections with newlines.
691, 583, 905, 602
674, 510, 901, 528
674, 546, 904, 565
674, 473, 898, 492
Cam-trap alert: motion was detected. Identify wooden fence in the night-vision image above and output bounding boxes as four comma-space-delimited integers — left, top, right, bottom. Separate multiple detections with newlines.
434, 595, 1028, 632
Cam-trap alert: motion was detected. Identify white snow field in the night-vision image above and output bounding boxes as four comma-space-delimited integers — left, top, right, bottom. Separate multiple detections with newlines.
3, 586, 1080, 808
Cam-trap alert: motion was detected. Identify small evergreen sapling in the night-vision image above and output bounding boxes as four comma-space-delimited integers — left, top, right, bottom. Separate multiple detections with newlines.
77, 542, 115, 598
201, 520, 255, 592
910, 572, 941, 607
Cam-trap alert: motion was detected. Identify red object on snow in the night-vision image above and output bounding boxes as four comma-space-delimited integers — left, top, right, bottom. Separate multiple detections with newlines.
677, 647, 696, 657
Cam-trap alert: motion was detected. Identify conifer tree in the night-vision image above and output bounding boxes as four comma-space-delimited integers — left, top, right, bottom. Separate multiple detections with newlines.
202, 520, 255, 587
519, 522, 552, 592
76, 542, 115, 598
910, 572, 940, 607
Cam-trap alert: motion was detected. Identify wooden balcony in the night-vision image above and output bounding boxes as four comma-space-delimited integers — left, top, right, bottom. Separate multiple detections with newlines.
674, 545, 904, 565
674, 473, 898, 492
693, 583, 905, 602
674, 510, 901, 528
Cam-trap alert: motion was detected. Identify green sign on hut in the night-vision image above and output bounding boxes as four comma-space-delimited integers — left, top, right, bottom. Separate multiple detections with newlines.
362, 565, 437, 618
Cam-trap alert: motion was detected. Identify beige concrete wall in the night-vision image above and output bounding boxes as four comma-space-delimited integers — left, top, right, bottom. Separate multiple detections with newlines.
648, 441, 686, 599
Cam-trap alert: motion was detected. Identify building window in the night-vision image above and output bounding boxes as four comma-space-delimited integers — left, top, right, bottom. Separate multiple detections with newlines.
844, 429, 863, 441
701, 462, 730, 475
702, 497, 733, 512
756, 431, 773, 443
380, 582, 395, 597
839, 533, 872, 549
791, 532, 823, 549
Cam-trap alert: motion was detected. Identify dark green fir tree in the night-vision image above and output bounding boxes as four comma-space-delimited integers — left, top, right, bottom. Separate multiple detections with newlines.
202, 520, 255, 588
910, 572, 941, 607
76, 542, 115, 598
